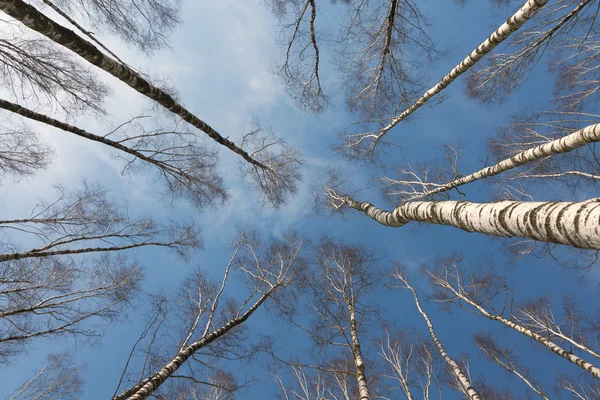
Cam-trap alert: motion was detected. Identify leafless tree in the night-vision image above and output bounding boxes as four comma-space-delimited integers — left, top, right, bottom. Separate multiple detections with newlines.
0, 20, 109, 114
515, 296, 600, 361
380, 117, 600, 205
0, 253, 142, 364
240, 119, 303, 208
0, 118, 51, 181
557, 373, 600, 399
393, 269, 481, 400
469, 379, 516, 400
6, 351, 83, 400
36, 0, 181, 53
112, 230, 305, 400
323, 184, 600, 250
341, 0, 549, 160
0, 0, 299, 201
426, 255, 600, 379
265, 0, 331, 112
0, 182, 201, 364
273, 358, 369, 400
266, 238, 391, 400
465, 0, 596, 104
1, 99, 228, 209
378, 329, 445, 400
473, 333, 550, 399
0, 182, 201, 263
339, 0, 438, 120
487, 110, 600, 199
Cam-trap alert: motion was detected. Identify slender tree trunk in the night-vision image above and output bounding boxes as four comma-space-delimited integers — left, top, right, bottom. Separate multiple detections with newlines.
0, 99, 186, 177
116, 291, 273, 400
347, 304, 370, 400
0, 242, 171, 263
0, 0, 268, 170
401, 278, 480, 400
372, 0, 548, 143
476, 309, 600, 379
417, 123, 600, 200
342, 197, 600, 250
445, 283, 600, 379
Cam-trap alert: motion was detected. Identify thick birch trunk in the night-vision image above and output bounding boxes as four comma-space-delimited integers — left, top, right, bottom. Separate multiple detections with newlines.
403, 280, 480, 400
344, 198, 600, 250
348, 304, 370, 400
419, 123, 600, 199
373, 0, 548, 141
0, 0, 268, 170
116, 291, 272, 400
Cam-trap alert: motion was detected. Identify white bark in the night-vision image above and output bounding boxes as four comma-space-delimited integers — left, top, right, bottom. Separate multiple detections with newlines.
347, 0, 549, 154
399, 123, 600, 201
340, 197, 600, 250
490, 315, 600, 379
348, 304, 370, 400
398, 275, 480, 400
431, 273, 600, 379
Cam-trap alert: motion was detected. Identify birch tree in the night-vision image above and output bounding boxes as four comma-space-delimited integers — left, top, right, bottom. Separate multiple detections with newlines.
113, 230, 305, 400
324, 185, 600, 250
464, 0, 597, 105
6, 351, 83, 400
0, 99, 227, 208
265, 0, 330, 112
0, 0, 302, 206
0, 20, 108, 114
0, 182, 201, 263
342, 0, 549, 159
0, 254, 142, 364
338, 0, 440, 123
557, 373, 600, 399
381, 121, 600, 203
426, 255, 600, 379
473, 333, 550, 399
305, 238, 381, 400
35, 0, 181, 53
0, 118, 51, 181
0, 183, 201, 363
273, 362, 361, 400
516, 296, 600, 362
393, 270, 481, 400
378, 330, 445, 400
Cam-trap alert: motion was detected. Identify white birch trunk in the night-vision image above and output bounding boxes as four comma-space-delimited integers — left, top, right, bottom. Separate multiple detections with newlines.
402, 279, 480, 400
348, 304, 370, 400
364, 0, 548, 147
118, 290, 272, 400
418, 123, 600, 199
344, 198, 600, 250
491, 315, 600, 379
450, 289, 600, 379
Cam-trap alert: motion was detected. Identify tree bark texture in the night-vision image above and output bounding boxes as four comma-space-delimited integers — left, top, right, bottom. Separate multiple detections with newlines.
344, 198, 600, 250
377, 0, 549, 138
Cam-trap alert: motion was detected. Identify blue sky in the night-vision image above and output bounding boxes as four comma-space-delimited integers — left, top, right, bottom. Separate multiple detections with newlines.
1, 0, 599, 398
